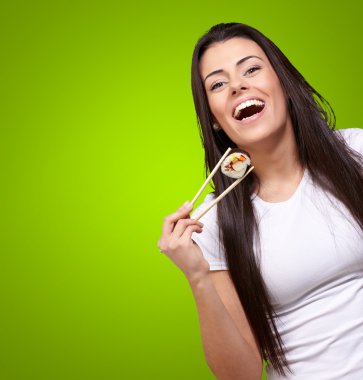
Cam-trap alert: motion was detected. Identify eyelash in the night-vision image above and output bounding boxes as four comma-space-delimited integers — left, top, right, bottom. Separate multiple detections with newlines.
210, 82, 224, 90
210, 65, 261, 91
245, 65, 260, 75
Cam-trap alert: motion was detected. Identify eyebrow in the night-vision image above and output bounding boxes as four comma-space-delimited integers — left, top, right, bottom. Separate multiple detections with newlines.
203, 55, 263, 83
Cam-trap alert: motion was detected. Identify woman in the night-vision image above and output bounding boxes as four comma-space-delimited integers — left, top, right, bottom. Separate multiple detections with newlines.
158, 23, 363, 379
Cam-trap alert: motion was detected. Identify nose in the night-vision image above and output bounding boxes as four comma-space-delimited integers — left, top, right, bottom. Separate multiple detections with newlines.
230, 77, 249, 95
231, 83, 248, 96
231, 86, 248, 95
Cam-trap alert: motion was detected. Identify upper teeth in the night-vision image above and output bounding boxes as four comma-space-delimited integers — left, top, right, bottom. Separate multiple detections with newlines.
233, 99, 265, 117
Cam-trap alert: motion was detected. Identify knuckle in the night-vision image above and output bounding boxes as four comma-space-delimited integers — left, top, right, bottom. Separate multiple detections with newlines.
168, 242, 176, 251
183, 218, 193, 226
157, 239, 168, 252
176, 219, 187, 227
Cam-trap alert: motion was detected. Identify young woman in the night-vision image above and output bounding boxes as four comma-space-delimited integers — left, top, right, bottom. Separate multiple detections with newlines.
158, 23, 363, 380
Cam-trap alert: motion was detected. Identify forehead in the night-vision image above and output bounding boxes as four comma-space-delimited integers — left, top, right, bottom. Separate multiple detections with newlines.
199, 37, 267, 77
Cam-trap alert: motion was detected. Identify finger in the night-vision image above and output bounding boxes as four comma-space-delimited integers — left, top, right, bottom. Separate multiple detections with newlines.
161, 201, 193, 235
167, 224, 203, 253
157, 238, 166, 253
178, 224, 204, 245
172, 218, 204, 240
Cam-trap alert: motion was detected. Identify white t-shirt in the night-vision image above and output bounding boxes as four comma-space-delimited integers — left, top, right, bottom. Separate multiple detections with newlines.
191, 128, 363, 380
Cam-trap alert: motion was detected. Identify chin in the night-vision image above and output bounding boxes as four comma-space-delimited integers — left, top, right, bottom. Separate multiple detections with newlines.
235, 129, 281, 149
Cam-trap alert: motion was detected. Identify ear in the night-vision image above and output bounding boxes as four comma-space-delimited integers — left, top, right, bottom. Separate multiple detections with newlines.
212, 122, 221, 131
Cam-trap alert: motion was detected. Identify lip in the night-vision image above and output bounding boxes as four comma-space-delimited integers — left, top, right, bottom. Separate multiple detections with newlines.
231, 96, 266, 117
232, 101, 266, 125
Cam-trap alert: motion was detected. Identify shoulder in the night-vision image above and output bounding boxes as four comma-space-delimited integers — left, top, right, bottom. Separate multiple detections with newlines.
335, 128, 363, 156
191, 193, 228, 270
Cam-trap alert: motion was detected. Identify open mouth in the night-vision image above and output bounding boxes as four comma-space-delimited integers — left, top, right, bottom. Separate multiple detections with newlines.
233, 99, 265, 121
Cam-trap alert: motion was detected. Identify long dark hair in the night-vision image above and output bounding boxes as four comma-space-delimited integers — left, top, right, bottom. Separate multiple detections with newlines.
191, 23, 363, 376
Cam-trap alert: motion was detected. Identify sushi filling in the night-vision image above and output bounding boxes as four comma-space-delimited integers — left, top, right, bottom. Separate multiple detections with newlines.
221, 151, 251, 179
234, 103, 265, 121
225, 155, 247, 173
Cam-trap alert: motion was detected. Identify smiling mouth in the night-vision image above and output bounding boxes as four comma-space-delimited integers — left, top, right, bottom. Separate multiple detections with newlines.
233, 100, 265, 121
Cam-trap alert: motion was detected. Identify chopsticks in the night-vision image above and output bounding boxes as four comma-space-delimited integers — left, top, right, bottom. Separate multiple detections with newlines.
194, 165, 254, 220
191, 147, 232, 206
190, 147, 254, 220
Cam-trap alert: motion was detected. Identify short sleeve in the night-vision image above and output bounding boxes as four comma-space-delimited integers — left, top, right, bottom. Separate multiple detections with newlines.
337, 128, 363, 157
191, 193, 228, 271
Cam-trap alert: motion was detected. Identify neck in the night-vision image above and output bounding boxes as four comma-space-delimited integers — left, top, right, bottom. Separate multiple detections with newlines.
240, 124, 304, 200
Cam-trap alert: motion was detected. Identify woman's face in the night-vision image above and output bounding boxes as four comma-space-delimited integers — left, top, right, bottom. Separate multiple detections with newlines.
199, 37, 292, 150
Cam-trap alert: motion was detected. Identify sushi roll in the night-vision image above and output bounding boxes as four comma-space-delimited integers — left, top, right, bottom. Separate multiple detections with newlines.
221, 149, 251, 179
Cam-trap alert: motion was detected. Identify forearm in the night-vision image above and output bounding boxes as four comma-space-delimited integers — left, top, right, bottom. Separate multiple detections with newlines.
188, 275, 262, 380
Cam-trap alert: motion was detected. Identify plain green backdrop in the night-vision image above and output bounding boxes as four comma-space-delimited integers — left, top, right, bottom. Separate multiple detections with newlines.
1, 0, 362, 379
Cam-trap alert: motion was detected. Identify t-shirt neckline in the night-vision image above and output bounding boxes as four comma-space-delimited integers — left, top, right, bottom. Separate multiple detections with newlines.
252, 169, 308, 206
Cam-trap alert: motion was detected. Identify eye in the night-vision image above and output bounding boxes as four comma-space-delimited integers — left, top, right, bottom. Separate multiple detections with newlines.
244, 65, 261, 76
210, 81, 225, 91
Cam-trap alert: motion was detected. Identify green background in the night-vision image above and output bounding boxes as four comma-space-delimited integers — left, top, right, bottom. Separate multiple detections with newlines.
1, 0, 362, 379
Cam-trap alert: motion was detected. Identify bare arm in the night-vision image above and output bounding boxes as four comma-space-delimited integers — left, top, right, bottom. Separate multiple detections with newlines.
158, 202, 262, 380
188, 272, 262, 380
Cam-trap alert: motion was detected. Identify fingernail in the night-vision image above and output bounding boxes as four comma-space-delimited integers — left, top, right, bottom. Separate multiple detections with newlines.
183, 201, 192, 210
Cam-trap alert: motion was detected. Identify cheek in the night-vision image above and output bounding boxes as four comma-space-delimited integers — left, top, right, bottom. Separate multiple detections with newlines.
208, 96, 225, 119
270, 82, 288, 115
